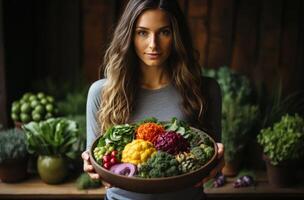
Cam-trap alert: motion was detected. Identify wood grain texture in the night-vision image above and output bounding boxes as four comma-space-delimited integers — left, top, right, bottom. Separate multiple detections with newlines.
0, 0, 7, 128
230, 0, 259, 78
83, 0, 115, 82
278, 0, 301, 94
207, 0, 235, 69
255, 0, 283, 93
188, 0, 209, 66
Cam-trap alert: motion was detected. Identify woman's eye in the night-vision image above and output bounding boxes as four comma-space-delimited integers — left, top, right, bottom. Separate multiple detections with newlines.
137, 31, 147, 36
160, 30, 171, 36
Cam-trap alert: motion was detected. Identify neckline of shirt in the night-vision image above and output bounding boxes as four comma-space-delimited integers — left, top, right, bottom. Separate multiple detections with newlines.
140, 82, 172, 93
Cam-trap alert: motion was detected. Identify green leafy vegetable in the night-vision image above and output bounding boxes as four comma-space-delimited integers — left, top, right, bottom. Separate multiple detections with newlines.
23, 118, 79, 159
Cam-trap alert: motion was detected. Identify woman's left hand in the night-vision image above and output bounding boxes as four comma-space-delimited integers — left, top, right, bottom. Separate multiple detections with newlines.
194, 143, 224, 187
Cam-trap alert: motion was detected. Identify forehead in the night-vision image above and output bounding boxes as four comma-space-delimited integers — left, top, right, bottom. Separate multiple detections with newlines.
135, 9, 171, 29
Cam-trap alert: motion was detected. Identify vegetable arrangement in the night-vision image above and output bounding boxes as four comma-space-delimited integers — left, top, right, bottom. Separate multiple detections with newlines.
93, 118, 215, 178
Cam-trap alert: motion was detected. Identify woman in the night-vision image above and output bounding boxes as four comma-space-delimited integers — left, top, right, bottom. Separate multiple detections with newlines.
82, 0, 224, 199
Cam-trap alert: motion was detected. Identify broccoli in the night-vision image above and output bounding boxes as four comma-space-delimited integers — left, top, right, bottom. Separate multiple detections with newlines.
138, 151, 180, 178
191, 144, 215, 165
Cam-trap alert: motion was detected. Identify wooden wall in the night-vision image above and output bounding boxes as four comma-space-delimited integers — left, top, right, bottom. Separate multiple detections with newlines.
1, 0, 303, 127
83, 0, 304, 94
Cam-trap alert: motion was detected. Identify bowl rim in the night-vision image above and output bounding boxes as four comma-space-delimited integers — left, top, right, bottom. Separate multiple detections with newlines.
89, 126, 218, 180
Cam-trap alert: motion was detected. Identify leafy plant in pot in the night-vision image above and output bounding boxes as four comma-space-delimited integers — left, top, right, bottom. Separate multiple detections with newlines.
257, 114, 304, 187
23, 118, 79, 184
204, 67, 259, 176
0, 128, 29, 182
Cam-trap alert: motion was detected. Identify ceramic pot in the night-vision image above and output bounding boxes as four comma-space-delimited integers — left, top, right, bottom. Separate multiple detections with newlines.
0, 157, 28, 182
37, 155, 67, 184
221, 159, 241, 177
263, 155, 297, 187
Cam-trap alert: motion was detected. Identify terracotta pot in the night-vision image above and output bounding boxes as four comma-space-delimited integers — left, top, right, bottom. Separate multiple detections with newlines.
221, 159, 241, 177
263, 155, 297, 187
14, 121, 24, 129
0, 158, 28, 183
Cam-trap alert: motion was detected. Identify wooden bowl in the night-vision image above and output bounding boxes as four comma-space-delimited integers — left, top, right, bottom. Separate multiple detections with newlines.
90, 127, 218, 193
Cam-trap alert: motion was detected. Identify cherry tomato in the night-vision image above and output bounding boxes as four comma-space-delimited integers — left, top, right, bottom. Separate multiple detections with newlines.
103, 155, 111, 163
103, 162, 111, 169
110, 157, 118, 164
111, 150, 118, 157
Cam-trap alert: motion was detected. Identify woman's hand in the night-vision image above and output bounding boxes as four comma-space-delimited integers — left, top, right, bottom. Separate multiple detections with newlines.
194, 143, 225, 187
81, 150, 112, 188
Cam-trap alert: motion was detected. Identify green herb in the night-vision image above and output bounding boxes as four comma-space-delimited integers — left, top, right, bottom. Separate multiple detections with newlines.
204, 67, 259, 162
257, 114, 304, 165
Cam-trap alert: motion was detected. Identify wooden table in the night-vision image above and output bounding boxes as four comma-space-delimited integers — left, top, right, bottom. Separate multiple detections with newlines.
1, 171, 304, 200
0, 176, 105, 199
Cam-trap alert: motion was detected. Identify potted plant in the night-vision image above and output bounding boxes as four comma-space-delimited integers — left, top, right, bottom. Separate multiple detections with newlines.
204, 67, 259, 176
257, 114, 304, 187
0, 128, 29, 182
22, 118, 79, 184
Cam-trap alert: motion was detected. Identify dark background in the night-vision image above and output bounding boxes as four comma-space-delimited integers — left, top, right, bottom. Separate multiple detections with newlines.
1, 0, 304, 128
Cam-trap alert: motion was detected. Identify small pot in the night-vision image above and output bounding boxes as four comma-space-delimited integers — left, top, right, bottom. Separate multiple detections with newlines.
221, 159, 241, 177
263, 155, 297, 187
37, 155, 68, 184
0, 157, 28, 183
14, 121, 24, 129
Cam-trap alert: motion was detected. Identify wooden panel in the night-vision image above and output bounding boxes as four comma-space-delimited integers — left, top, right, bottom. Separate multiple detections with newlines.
188, 0, 209, 66
44, 0, 82, 84
178, 0, 188, 13
278, 0, 301, 94
295, 1, 304, 92
255, 0, 283, 93
0, 0, 7, 129
207, 0, 235, 69
83, 0, 115, 82
230, 0, 259, 78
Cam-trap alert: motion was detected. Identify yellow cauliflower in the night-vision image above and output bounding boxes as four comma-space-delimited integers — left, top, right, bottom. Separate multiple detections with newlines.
122, 139, 156, 165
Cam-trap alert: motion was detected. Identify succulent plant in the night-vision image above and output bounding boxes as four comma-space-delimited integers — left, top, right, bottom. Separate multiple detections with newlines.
0, 128, 28, 164
153, 131, 190, 155
175, 152, 200, 173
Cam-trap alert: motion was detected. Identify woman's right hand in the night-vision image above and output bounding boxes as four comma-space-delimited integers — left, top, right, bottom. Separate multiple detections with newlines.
81, 150, 100, 179
82, 150, 112, 188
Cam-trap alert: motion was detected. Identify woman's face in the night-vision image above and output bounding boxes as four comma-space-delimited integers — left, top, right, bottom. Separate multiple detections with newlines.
133, 9, 173, 69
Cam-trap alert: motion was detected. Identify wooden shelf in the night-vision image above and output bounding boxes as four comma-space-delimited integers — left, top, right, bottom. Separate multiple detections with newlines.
0, 176, 105, 199
204, 171, 304, 200
1, 171, 304, 200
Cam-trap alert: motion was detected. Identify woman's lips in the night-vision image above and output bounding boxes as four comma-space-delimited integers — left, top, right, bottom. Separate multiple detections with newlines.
146, 53, 161, 59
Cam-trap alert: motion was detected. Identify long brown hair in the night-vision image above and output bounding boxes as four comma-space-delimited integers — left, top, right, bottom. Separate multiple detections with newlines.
98, 0, 205, 132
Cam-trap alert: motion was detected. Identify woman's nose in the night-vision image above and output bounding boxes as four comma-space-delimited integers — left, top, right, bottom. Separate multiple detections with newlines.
148, 34, 158, 50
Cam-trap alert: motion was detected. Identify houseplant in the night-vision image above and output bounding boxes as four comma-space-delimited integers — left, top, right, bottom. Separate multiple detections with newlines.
257, 114, 304, 187
0, 128, 29, 182
23, 117, 79, 184
204, 67, 259, 176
